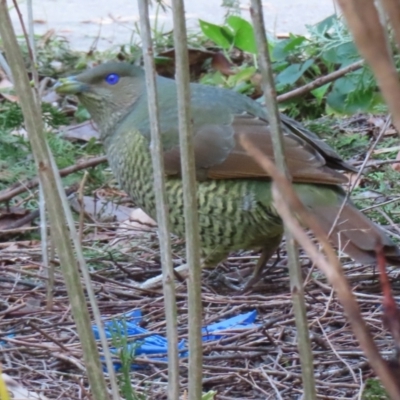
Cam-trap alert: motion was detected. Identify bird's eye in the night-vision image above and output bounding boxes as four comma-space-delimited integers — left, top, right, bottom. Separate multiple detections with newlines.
105, 73, 120, 85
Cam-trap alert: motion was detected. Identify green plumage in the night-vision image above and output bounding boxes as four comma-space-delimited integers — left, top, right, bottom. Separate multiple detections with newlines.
108, 127, 281, 265
55, 62, 400, 281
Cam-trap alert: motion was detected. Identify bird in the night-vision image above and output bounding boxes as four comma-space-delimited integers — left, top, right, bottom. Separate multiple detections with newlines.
55, 61, 400, 290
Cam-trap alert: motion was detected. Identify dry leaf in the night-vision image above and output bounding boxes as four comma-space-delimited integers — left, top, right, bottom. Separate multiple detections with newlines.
70, 195, 133, 222
373, 145, 400, 155
344, 172, 362, 189
368, 116, 385, 129
156, 47, 215, 77
110, 208, 157, 252
211, 52, 235, 75
119, 208, 157, 234
61, 120, 99, 142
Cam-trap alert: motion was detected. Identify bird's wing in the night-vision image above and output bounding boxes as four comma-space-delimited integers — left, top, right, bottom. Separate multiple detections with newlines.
162, 112, 348, 185
280, 114, 356, 172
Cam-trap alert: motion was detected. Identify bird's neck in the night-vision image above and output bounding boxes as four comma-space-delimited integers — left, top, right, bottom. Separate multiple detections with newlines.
78, 92, 143, 148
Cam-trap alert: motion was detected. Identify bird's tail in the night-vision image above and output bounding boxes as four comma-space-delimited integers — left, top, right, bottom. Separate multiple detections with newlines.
294, 184, 400, 266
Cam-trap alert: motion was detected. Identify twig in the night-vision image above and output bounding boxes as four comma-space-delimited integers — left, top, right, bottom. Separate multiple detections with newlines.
171, 0, 203, 398
277, 60, 364, 103
0, 155, 107, 203
26, 0, 36, 64
250, 1, 316, 398
77, 171, 89, 245
11, 0, 39, 93
137, 1, 180, 398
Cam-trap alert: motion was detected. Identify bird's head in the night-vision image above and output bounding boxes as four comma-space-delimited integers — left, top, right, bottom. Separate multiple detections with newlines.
55, 62, 146, 136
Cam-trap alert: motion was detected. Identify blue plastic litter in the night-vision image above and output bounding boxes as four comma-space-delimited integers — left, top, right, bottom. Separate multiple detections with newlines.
93, 308, 259, 370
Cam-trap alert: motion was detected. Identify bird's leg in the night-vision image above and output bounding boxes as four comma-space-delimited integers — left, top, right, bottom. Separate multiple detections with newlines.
238, 248, 273, 292
239, 237, 282, 293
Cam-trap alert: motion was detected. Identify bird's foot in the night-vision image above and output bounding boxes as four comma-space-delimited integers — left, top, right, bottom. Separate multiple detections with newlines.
206, 269, 244, 291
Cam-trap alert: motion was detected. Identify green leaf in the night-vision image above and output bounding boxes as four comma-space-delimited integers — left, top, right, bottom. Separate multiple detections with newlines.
313, 14, 338, 35
226, 16, 257, 54
199, 71, 226, 86
283, 35, 307, 52
321, 42, 359, 65
271, 39, 290, 62
326, 87, 374, 114
311, 83, 331, 104
275, 59, 314, 86
229, 66, 256, 84
271, 36, 306, 62
74, 104, 91, 122
199, 20, 233, 49
202, 391, 217, 400
333, 75, 358, 95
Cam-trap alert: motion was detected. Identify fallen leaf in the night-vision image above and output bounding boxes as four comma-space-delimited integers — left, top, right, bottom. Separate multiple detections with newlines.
119, 208, 157, 234
156, 47, 215, 77
343, 172, 362, 189
373, 145, 400, 155
61, 120, 99, 142
70, 195, 134, 222
367, 116, 385, 129
111, 208, 157, 251
384, 128, 397, 136
211, 52, 235, 75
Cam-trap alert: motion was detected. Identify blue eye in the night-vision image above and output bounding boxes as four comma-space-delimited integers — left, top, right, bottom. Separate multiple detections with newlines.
105, 73, 120, 85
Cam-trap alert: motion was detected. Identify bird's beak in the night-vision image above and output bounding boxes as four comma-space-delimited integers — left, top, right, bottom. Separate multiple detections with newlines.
54, 77, 88, 95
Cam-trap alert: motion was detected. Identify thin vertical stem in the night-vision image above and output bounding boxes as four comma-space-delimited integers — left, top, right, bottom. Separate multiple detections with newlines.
137, 1, 180, 398
26, 0, 36, 64
0, 3, 110, 399
249, 0, 316, 398
170, 0, 203, 399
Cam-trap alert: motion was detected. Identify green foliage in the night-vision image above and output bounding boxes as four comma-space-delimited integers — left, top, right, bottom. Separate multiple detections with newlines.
0, 101, 107, 197
198, 13, 393, 118
0, 101, 68, 130
109, 320, 146, 400
200, 16, 257, 54
275, 59, 314, 88
362, 379, 389, 399
202, 391, 217, 400
199, 66, 257, 95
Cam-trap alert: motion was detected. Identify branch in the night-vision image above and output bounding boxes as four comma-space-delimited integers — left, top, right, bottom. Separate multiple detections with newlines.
277, 60, 364, 103
0, 156, 107, 203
